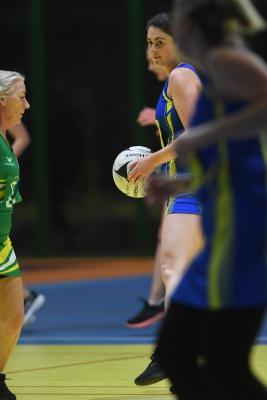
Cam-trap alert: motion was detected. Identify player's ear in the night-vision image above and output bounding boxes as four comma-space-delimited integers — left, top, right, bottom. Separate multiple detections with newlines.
0, 96, 6, 106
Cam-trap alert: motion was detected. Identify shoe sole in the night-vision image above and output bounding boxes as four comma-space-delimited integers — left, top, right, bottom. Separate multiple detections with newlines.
24, 294, 46, 325
125, 311, 164, 329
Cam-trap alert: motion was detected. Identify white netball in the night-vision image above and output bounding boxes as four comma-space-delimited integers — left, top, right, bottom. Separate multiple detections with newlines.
112, 146, 151, 198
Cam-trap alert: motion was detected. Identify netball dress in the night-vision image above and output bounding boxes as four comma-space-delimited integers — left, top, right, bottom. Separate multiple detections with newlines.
155, 63, 201, 215
172, 78, 267, 309
0, 134, 21, 277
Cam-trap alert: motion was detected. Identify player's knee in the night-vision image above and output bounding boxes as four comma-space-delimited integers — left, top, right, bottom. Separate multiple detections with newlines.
161, 254, 186, 285
161, 252, 175, 280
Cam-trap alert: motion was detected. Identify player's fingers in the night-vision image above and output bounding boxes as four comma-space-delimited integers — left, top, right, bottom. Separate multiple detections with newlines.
128, 166, 138, 181
128, 171, 139, 183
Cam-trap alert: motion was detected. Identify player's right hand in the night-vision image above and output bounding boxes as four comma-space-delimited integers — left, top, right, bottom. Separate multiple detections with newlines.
128, 156, 155, 183
145, 174, 193, 205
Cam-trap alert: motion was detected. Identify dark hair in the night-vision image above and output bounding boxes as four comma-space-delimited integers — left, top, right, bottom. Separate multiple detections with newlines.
174, 0, 263, 44
248, 0, 267, 60
147, 13, 173, 36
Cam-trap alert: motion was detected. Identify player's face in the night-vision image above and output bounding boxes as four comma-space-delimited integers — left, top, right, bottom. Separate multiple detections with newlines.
147, 26, 179, 69
146, 49, 167, 82
1, 80, 30, 128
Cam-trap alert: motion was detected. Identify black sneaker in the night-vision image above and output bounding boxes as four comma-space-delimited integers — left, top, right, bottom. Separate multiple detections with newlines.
24, 290, 46, 326
0, 374, 16, 399
126, 298, 164, 328
135, 348, 167, 386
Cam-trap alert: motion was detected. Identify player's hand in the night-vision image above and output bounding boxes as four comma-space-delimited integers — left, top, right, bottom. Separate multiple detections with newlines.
145, 173, 193, 205
137, 107, 156, 126
128, 155, 156, 183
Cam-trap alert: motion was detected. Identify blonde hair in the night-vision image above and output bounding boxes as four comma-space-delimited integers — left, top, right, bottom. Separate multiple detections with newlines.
231, 0, 266, 33
174, 0, 266, 44
0, 71, 24, 97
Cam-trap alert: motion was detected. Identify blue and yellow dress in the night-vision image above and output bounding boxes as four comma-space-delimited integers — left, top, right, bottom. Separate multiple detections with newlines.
0, 134, 21, 277
155, 63, 201, 214
172, 77, 267, 309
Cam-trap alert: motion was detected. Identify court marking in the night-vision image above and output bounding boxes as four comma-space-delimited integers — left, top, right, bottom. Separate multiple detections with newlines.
7, 354, 147, 374
10, 395, 171, 398
19, 337, 157, 344
6, 344, 267, 399
11, 386, 168, 388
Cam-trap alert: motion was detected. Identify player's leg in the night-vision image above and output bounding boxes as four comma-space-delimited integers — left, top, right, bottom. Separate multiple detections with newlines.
157, 302, 210, 400
0, 276, 24, 399
160, 212, 203, 306
148, 208, 165, 306
132, 236, 167, 385
0, 276, 23, 369
148, 241, 165, 306
126, 209, 165, 329
206, 307, 267, 399
135, 212, 203, 386
126, 241, 165, 328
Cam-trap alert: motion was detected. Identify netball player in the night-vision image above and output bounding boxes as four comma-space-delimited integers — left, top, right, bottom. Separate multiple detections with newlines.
0, 70, 30, 399
7, 124, 46, 326
129, 13, 204, 386
126, 50, 167, 329
146, 1, 267, 399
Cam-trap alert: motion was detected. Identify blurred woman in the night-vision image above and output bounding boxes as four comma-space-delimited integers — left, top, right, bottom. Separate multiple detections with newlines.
146, 1, 267, 399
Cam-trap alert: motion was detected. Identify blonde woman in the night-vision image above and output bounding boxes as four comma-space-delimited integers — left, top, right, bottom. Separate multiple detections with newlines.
0, 70, 30, 399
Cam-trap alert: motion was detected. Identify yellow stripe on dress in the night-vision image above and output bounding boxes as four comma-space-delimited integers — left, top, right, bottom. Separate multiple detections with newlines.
162, 90, 178, 177
162, 90, 175, 140
208, 144, 234, 309
0, 238, 19, 275
0, 238, 13, 264
188, 153, 204, 192
155, 120, 165, 149
0, 262, 19, 275
0, 249, 16, 271
162, 90, 179, 214
208, 98, 234, 309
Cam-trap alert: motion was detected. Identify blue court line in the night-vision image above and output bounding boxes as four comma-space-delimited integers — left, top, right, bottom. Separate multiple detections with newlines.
20, 275, 267, 345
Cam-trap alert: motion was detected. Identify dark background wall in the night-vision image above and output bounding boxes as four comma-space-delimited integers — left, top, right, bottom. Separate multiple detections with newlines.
1, 0, 172, 256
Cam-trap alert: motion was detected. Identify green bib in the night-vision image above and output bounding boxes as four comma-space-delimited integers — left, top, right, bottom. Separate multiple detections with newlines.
0, 134, 21, 240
